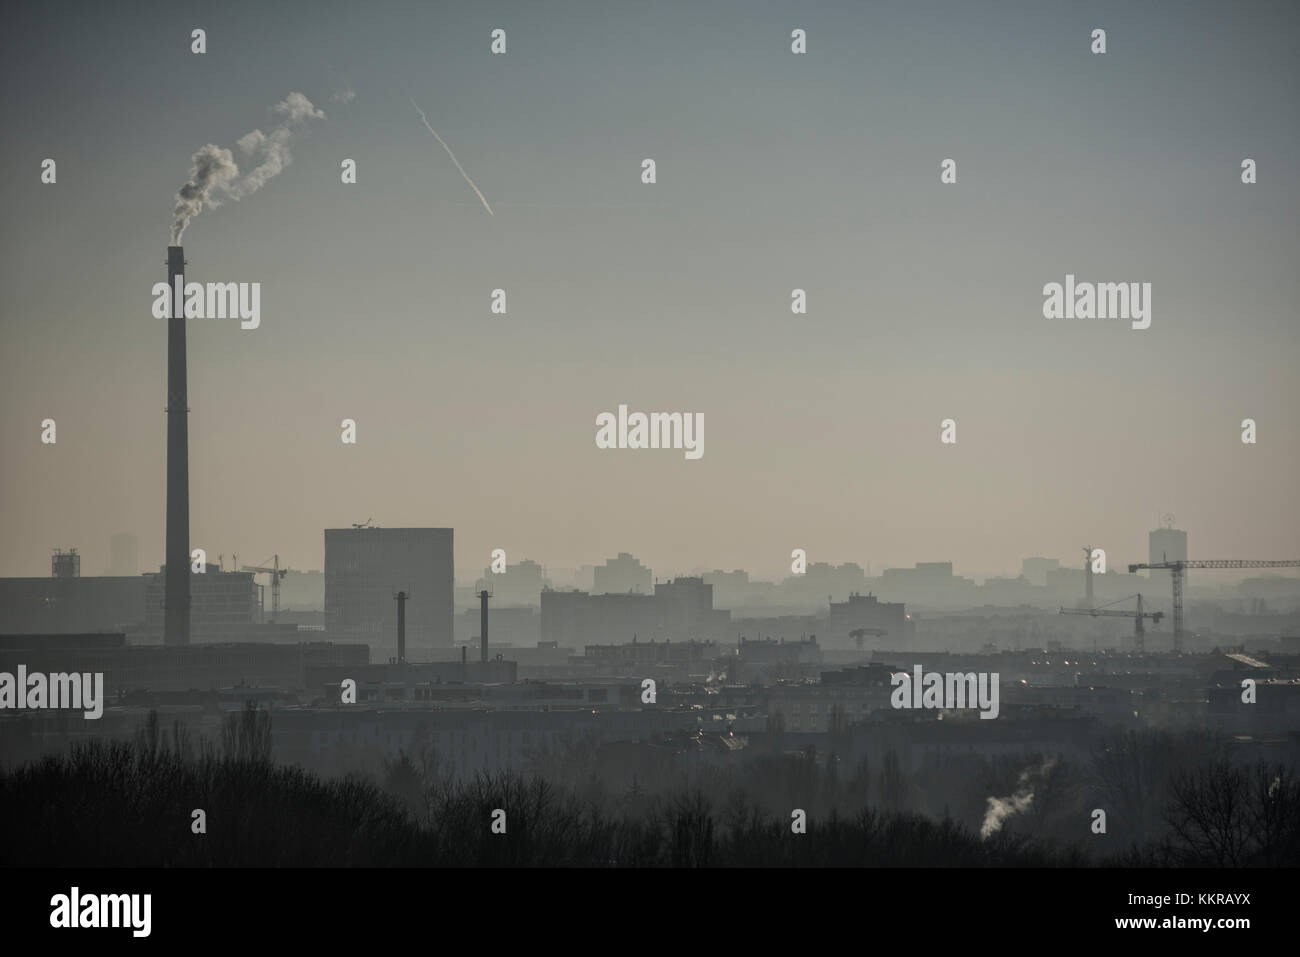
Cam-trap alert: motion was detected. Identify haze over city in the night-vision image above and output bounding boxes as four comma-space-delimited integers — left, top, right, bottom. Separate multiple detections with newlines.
2, 0, 1298, 582
2, 0, 1299, 921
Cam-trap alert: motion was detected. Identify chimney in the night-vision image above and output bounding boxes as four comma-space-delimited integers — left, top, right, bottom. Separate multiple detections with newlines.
1083, 546, 1094, 610
164, 246, 191, 646
479, 589, 489, 663
461, 644, 467, 681
394, 590, 408, 663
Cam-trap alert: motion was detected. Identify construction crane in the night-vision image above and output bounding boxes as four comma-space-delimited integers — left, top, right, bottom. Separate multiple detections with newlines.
849, 627, 889, 650
242, 554, 288, 622
352, 518, 375, 529
1126, 559, 1300, 652
1060, 593, 1162, 652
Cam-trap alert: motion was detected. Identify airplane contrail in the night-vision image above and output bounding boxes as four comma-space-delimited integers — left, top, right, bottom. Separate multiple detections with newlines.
409, 97, 493, 216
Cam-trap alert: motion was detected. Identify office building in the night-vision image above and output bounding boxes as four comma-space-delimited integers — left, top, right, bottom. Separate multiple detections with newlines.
324, 527, 454, 656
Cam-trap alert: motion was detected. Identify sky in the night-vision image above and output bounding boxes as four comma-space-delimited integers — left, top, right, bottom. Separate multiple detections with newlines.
1, 0, 1297, 583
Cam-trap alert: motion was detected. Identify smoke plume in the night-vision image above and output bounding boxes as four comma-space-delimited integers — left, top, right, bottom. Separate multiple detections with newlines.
170, 92, 325, 244
980, 757, 1057, 839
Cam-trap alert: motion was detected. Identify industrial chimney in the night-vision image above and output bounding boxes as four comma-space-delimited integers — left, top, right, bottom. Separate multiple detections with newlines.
479, 589, 489, 663
394, 590, 408, 664
164, 246, 191, 645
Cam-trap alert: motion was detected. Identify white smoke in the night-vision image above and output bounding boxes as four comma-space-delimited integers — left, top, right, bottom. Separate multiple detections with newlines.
980, 757, 1057, 839
170, 92, 325, 244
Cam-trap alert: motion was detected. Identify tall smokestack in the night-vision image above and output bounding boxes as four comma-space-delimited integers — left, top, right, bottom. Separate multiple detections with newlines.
165, 246, 191, 646
1083, 545, 1094, 610
479, 589, 489, 663
395, 590, 407, 663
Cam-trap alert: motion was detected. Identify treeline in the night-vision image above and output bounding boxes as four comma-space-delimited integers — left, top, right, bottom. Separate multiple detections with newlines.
1, 705, 1296, 867
516, 724, 1300, 865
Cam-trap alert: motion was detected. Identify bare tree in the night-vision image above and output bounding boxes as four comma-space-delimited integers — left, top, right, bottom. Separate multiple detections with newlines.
221, 700, 272, 764
1088, 729, 1230, 847
1165, 761, 1250, 866
1247, 763, 1300, 867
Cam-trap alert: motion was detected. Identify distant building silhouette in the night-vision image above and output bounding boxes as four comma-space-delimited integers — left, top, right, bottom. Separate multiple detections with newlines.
540, 576, 728, 648
593, 552, 652, 595
51, 548, 80, 579
278, 569, 324, 611
324, 527, 454, 657
474, 557, 547, 606
878, 561, 977, 606
1021, 557, 1060, 587
1149, 524, 1189, 587
143, 568, 258, 642
826, 592, 908, 646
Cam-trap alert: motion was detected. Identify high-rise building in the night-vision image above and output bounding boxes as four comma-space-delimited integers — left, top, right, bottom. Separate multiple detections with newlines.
475, 557, 548, 606
826, 592, 908, 647
654, 576, 725, 639
593, 552, 652, 595
1149, 524, 1189, 587
324, 527, 454, 656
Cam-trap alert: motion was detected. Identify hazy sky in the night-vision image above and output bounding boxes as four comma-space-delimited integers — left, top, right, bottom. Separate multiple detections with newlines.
2, 0, 1297, 583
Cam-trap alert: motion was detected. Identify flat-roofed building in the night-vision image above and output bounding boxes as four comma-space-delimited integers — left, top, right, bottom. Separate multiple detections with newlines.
325, 527, 454, 658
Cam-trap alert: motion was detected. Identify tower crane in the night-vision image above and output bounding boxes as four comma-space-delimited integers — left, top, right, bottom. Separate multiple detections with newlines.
242, 554, 288, 622
1060, 593, 1162, 652
1126, 559, 1300, 652
849, 627, 889, 650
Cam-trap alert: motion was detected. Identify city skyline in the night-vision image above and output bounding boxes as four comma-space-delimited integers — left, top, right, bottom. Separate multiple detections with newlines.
11, 527, 1295, 595
2, 0, 1298, 900
2, 0, 1298, 583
